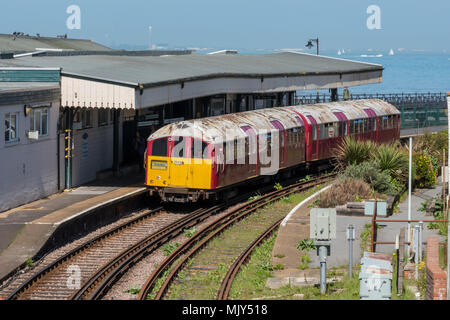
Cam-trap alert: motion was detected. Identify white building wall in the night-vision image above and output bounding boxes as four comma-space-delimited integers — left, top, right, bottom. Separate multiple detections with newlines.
0, 100, 60, 212
70, 109, 123, 187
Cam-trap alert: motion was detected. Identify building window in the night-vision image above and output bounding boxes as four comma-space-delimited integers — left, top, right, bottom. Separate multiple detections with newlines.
5, 112, 19, 143
74, 109, 93, 129
98, 109, 108, 126
30, 108, 48, 136
210, 98, 225, 116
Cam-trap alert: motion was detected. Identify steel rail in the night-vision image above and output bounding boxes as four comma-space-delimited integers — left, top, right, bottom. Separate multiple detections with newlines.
6, 206, 164, 300
217, 217, 283, 300
137, 173, 336, 300
70, 206, 223, 300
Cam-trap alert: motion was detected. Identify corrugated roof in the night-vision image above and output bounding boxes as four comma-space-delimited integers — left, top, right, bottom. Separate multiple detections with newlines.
0, 51, 382, 88
0, 34, 111, 52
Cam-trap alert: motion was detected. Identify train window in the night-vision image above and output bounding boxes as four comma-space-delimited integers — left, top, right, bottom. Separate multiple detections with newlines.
236, 138, 246, 163
373, 118, 377, 131
191, 139, 209, 159
151, 138, 167, 157
319, 124, 325, 140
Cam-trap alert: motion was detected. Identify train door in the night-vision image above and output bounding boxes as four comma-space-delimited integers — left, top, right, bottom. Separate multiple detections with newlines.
333, 111, 349, 150
240, 125, 258, 177
147, 137, 169, 187
306, 115, 319, 160
168, 136, 189, 187
270, 120, 286, 168
189, 138, 211, 189
363, 109, 378, 142
290, 110, 310, 161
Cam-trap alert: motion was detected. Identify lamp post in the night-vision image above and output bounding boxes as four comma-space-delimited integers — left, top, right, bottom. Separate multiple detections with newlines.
306, 38, 320, 102
305, 38, 319, 56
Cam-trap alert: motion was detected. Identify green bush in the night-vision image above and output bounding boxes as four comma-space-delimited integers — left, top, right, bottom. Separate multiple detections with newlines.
414, 153, 436, 188
343, 161, 400, 196
373, 143, 409, 184
336, 137, 376, 168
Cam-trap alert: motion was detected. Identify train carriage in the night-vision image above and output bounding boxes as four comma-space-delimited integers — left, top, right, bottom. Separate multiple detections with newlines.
145, 99, 400, 202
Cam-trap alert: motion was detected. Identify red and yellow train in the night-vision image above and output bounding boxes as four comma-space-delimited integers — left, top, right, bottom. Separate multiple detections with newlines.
145, 99, 400, 202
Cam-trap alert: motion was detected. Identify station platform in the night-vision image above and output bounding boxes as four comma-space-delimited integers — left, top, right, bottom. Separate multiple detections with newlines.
0, 172, 148, 281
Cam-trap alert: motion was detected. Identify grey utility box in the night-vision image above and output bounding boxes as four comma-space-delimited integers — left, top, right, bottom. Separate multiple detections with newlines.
310, 208, 336, 240
359, 252, 393, 300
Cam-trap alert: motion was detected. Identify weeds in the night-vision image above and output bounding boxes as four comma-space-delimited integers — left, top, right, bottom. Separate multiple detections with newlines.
124, 286, 140, 294
297, 238, 316, 252
162, 241, 180, 256
183, 227, 196, 238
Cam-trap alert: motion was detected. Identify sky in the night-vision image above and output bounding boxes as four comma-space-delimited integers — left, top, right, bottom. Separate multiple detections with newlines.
1, 0, 449, 52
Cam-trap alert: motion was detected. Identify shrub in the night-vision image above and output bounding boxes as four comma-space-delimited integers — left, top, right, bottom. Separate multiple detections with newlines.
373, 143, 409, 184
343, 161, 400, 196
336, 137, 376, 168
413, 131, 448, 166
414, 153, 436, 188
317, 178, 373, 207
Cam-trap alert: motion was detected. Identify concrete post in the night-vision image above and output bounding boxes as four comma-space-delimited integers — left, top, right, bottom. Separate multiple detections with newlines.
319, 246, 327, 294
347, 225, 355, 278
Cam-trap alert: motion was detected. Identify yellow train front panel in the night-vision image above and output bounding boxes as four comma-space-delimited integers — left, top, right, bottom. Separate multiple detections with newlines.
147, 155, 212, 189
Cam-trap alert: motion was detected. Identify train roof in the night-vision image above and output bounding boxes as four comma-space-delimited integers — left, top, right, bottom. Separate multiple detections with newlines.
148, 99, 400, 144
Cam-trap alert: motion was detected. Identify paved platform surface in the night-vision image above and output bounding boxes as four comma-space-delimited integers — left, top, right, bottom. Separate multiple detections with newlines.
0, 172, 146, 280
270, 180, 446, 286
376, 184, 446, 254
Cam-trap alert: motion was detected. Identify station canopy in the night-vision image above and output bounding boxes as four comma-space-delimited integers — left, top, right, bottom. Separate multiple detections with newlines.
0, 51, 383, 109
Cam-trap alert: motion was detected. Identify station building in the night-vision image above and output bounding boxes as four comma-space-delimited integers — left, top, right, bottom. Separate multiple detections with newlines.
0, 49, 383, 212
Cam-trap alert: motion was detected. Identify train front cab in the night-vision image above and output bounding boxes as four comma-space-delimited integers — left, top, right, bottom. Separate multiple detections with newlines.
146, 136, 213, 202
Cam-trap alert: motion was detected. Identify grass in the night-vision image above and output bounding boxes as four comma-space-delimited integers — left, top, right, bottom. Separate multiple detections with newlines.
183, 227, 196, 238
166, 183, 329, 300
25, 257, 33, 268
162, 241, 180, 256
230, 235, 417, 300
124, 286, 140, 295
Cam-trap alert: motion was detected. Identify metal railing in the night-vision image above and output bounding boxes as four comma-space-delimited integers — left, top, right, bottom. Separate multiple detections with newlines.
294, 92, 448, 130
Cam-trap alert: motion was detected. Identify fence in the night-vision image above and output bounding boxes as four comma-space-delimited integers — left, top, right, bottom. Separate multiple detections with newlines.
295, 92, 448, 130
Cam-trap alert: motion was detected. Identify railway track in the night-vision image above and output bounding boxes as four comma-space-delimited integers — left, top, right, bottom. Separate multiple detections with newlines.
4, 205, 214, 300
137, 173, 335, 300
3, 171, 334, 300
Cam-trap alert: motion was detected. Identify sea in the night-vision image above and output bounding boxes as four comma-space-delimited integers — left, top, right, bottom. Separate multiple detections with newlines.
194, 48, 450, 96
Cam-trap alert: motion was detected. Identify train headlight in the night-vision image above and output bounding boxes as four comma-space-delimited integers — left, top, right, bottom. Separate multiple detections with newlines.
156, 175, 161, 180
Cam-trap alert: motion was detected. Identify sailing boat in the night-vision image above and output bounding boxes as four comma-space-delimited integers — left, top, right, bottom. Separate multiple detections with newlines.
337, 49, 342, 56
342, 49, 345, 54
389, 48, 394, 55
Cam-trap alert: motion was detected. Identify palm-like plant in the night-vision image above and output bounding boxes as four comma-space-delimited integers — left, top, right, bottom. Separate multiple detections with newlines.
373, 143, 409, 183
335, 136, 376, 169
